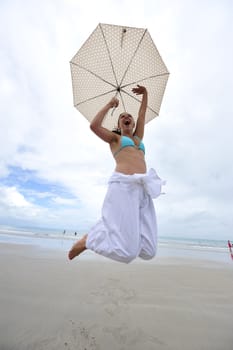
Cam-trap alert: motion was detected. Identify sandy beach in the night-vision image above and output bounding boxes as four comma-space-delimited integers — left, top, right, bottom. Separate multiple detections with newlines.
0, 243, 233, 350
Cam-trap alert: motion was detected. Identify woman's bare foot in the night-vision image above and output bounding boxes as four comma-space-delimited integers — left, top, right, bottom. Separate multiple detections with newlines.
68, 234, 87, 260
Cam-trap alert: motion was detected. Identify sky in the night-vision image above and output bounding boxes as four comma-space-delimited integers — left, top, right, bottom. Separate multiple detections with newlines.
0, 0, 233, 239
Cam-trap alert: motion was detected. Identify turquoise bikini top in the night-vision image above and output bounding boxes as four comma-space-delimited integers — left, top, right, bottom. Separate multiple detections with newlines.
114, 135, 145, 157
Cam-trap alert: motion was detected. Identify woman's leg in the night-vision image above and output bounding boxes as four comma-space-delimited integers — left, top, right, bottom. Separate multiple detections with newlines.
138, 194, 158, 260
86, 182, 141, 263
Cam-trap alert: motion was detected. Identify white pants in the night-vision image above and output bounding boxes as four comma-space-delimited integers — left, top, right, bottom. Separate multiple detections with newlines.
86, 168, 165, 263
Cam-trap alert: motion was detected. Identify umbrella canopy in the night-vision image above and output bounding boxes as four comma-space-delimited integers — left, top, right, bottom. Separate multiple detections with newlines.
70, 23, 169, 131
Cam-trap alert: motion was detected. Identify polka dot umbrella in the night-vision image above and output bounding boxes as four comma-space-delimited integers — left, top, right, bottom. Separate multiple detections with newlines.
70, 23, 169, 131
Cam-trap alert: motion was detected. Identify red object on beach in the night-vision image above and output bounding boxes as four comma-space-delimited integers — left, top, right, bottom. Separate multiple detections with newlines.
227, 240, 233, 260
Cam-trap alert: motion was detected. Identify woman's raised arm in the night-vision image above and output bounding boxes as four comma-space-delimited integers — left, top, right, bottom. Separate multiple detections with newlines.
90, 97, 119, 143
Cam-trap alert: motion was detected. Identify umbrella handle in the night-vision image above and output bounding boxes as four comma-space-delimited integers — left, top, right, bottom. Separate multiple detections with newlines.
111, 91, 120, 116
111, 106, 116, 116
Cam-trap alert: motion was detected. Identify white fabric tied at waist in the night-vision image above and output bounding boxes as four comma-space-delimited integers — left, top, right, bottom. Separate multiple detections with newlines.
108, 168, 166, 198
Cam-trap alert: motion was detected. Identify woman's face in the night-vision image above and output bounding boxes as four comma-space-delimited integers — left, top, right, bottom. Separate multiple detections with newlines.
118, 113, 135, 131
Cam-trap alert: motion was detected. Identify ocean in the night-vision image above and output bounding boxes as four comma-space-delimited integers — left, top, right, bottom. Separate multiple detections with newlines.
0, 225, 232, 265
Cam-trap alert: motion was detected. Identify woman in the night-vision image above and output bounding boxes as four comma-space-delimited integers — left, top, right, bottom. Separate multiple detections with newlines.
68, 85, 164, 263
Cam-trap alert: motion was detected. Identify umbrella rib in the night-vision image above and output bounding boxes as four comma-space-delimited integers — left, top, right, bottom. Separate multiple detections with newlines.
121, 89, 159, 116
119, 29, 147, 87
146, 105, 159, 116
74, 89, 116, 107
99, 23, 119, 87
121, 72, 170, 89
70, 61, 117, 89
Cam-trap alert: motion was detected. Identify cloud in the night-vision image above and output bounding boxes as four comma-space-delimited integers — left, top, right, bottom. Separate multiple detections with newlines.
0, 0, 232, 239
0, 186, 31, 208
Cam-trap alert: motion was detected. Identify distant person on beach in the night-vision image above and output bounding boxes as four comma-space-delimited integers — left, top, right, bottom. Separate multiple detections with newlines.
68, 85, 164, 263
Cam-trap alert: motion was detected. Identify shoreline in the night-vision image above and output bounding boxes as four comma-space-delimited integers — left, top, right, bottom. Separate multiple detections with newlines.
0, 232, 232, 265
0, 240, 231, 267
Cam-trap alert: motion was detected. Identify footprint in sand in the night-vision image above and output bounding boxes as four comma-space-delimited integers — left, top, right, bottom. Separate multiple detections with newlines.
90, 278, 136, 305
62, 320, 98, 350
90, 279, 137, 317
103, 324, 165, 348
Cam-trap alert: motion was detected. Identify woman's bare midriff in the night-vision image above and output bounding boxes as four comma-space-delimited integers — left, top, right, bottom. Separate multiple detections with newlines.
113, 148, 147, 175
